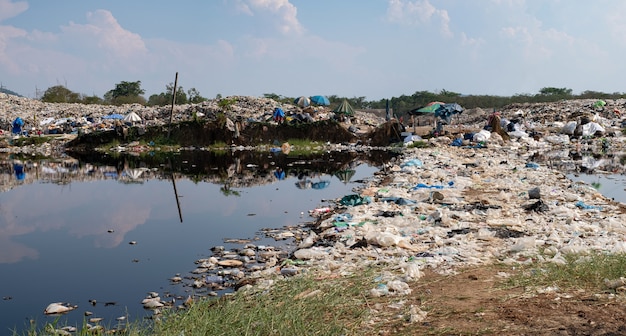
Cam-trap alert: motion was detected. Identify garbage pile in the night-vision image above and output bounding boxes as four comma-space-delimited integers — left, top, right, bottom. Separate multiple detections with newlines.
221, 145, 626, 304
0, 93, 381, 137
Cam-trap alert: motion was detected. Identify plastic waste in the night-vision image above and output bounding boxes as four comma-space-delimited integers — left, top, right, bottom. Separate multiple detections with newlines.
205, 275, 224, 284
387, 280, 412, 295
339, 194, 371, 206
379, 197, 416, 205
412, 183, 444, 190
370, 283, 389, 297
575, 201, 602, 211
525, 162, 540, 169
400, 159, 423, 168
293, 248, 328, 260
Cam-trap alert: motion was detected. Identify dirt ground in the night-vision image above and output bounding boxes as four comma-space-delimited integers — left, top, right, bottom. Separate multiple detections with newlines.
369, 264, 626, 336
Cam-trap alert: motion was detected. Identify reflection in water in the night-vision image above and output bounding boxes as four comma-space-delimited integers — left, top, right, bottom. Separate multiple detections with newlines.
528, 149, 626, 175
0, 150, 398, 333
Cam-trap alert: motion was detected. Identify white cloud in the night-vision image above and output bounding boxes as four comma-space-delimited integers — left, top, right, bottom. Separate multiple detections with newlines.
61, 9, 147, 60
386, 0, 452, 37
246, 0, 304, 35
0, 25, 27, 73
0, 0, 28, 22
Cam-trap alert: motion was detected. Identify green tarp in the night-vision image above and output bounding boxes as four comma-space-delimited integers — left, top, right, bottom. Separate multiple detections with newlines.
333, 99, 355, 116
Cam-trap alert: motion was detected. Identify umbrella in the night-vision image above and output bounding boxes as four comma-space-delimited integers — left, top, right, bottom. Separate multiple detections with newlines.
295, 179, 312, 189
334, 169, 356, 184
294, 96, 310, 107
123, 111, 142, 123
333, 99, 355, 116
309, 95, 330, 106
123, 168, 144, 180
311, 180, 330, 190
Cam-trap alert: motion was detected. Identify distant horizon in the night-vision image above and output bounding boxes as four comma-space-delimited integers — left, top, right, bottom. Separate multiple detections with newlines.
0, 85, 620, 103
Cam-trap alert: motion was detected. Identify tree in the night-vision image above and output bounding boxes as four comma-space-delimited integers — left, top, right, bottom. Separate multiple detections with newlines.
81, 94, 103, 105
538, 87, 572, 96
147, 83, 196, 106
41, 85, 81, 103
105, 81, 146, 105
167, 82, 187, 104
187, 88, 206, 104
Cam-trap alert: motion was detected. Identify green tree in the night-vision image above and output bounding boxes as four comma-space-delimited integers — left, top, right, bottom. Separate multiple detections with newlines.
147, 93, 168, 106
147, 83, 194, 106
167, 83, 187, 104
41, 85, 81, 103
105, 81, 146, 105
538, 87, 572, 96
80, 94, 103, 105
187, 88, 206, 104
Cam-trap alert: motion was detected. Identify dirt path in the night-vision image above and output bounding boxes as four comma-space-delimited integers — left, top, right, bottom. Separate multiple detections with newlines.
369, 264, 626, 335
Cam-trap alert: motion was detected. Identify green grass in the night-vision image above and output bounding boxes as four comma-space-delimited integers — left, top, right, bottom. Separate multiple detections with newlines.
11, 136, 55, 146
151, 270, 373, 336
506, 252, 626, 292
406, 140, 430, 148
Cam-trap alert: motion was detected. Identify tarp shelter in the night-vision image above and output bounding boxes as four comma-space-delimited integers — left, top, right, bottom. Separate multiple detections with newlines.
310, 95, 330, 106
12, 117, 24, 134
435, 103, 464, 124
123, 111, 142, 123
408, 103, 443, 115
333, 99, 355, 116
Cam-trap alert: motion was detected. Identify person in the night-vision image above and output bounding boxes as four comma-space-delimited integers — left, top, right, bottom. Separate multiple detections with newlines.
273, 107, 285, 124
274, 167, 285, 180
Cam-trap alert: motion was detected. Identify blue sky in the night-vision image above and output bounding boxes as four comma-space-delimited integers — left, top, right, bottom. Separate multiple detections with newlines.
1, 0, 626, 101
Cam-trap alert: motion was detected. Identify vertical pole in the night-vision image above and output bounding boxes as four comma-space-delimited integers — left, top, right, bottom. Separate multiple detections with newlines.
167, 72, 178, 139
171, 172, 183, 223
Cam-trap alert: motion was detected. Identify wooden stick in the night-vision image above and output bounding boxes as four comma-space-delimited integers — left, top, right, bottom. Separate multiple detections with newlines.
167, 72, 178, 139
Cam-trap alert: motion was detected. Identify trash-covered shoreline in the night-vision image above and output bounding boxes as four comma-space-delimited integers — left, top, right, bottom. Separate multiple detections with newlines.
6, 92, 626, 331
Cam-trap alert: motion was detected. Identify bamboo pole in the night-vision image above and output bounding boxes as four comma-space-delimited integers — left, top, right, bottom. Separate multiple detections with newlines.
167, 72, 178, 139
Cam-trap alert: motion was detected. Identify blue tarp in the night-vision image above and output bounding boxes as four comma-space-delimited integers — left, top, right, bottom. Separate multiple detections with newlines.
12, 117, 24, 134
273, 107, 285, 119
102, 114, 124, 120
311, 180, 330, 190
13, 163, 25, 181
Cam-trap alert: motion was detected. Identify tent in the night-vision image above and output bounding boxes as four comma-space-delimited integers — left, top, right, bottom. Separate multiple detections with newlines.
123, 111, 142, 123
333, 99, 355, 116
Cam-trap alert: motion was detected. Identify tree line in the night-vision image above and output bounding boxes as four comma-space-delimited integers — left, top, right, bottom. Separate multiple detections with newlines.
39, 80, 208, 106
34, 82, 626, 120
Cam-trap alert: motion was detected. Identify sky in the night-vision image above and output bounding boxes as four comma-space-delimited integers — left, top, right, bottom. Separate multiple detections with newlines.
1, 0, 626, 101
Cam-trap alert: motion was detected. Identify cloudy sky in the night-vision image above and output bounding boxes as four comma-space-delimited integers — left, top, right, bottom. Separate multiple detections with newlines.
1, 0, 625, 100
